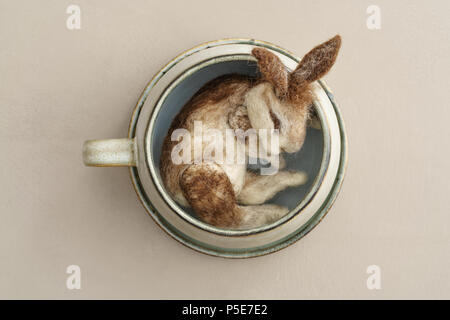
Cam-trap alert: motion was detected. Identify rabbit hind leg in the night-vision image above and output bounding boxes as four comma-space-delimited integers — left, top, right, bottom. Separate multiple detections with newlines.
237, 170, 307, 205
180, 163, 292, 229
180, 163, 243, 229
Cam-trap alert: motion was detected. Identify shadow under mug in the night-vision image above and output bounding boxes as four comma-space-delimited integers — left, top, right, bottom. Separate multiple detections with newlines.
82, 39, 348, 258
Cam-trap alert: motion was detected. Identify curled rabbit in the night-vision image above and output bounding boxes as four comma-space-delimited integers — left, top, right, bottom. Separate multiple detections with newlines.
161, 35, 341, 229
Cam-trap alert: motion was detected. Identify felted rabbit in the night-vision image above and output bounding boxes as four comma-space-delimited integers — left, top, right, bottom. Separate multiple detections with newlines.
161, 35, 341, 229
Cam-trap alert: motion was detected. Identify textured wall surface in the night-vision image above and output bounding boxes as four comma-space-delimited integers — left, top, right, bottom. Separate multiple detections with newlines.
0, 0, 449, 299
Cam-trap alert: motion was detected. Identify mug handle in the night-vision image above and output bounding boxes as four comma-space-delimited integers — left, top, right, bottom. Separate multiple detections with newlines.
82, 138, 137, 167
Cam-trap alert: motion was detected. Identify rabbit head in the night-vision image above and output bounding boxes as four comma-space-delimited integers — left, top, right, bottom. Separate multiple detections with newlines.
244, 35, 341, 154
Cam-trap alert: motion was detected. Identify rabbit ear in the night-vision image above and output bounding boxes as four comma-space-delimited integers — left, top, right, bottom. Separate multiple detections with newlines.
252, 47, 288, 98
289, 35, 341, 90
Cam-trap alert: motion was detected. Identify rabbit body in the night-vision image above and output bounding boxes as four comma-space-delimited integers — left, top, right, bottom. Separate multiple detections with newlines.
161, 36, 341, 229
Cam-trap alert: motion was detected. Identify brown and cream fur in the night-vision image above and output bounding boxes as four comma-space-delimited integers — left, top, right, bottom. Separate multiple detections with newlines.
161, 35, 341, 229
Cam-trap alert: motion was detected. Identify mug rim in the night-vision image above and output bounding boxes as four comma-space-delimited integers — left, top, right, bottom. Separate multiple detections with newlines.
127, 38, 348, 258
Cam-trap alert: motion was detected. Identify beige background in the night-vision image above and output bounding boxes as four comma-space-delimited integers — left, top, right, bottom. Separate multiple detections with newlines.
1, 0, 449, 299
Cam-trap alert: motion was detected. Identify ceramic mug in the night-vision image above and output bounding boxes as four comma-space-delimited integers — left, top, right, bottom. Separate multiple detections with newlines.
82, 39, 347, 258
